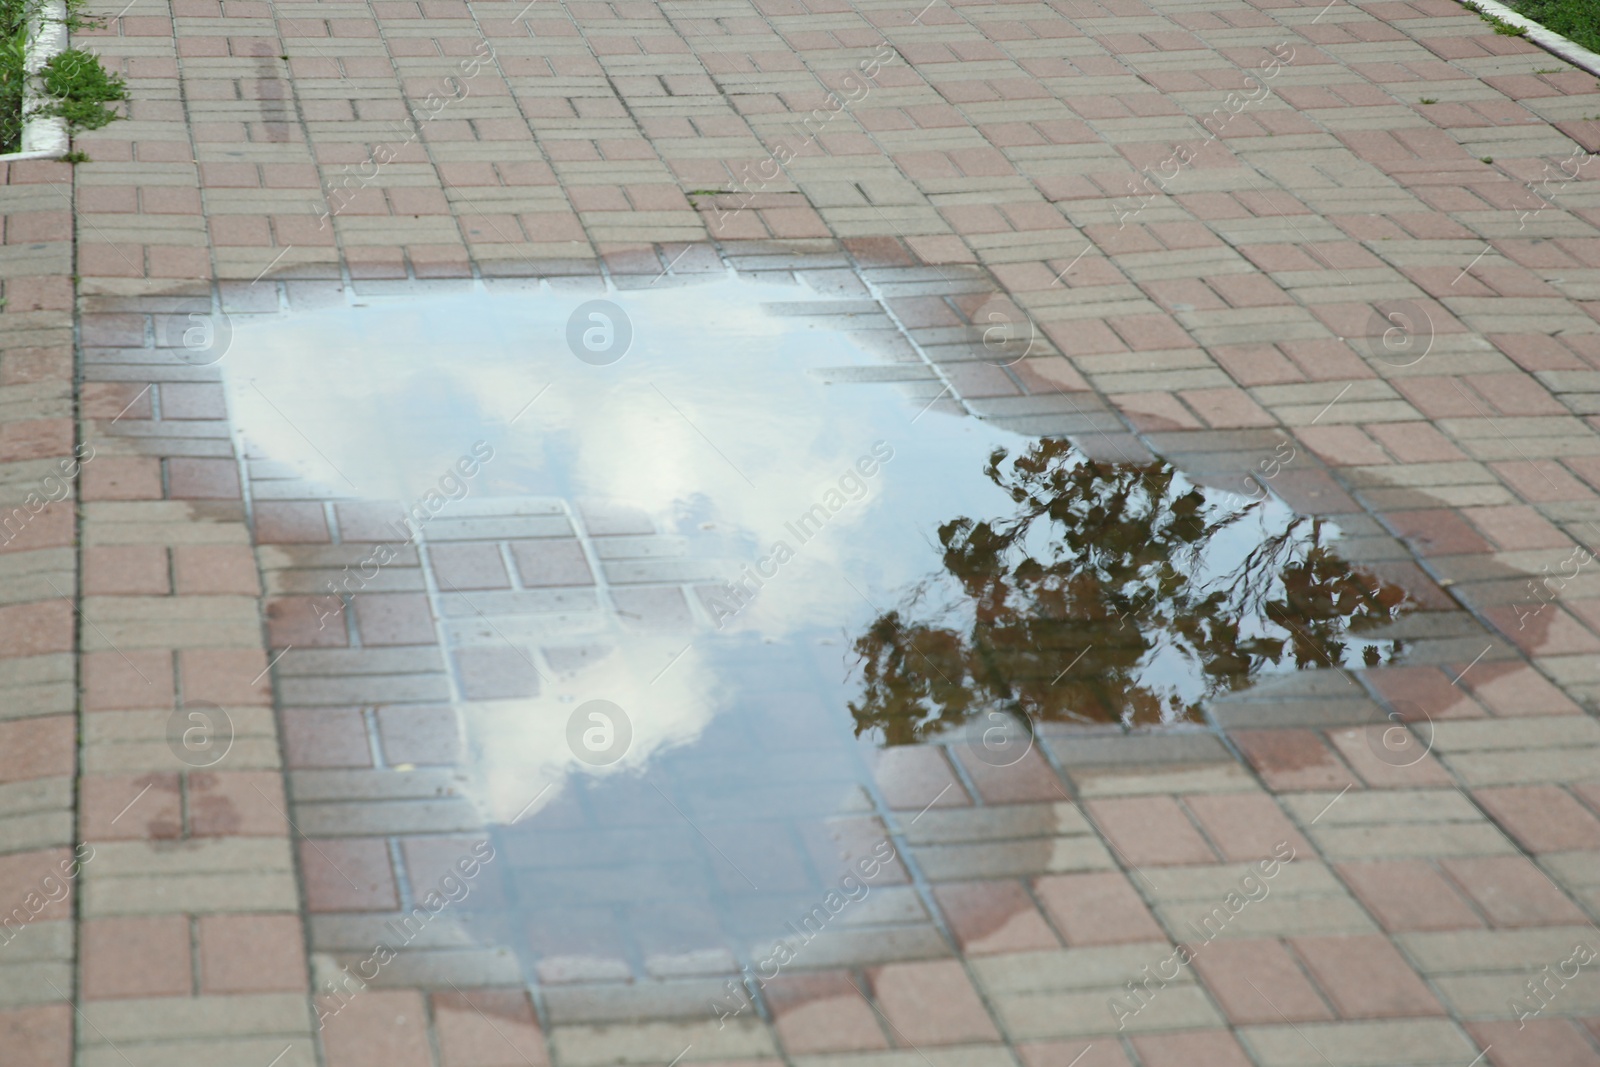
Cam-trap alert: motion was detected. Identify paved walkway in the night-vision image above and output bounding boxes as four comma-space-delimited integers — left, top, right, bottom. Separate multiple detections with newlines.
3, 0, 1600, 1064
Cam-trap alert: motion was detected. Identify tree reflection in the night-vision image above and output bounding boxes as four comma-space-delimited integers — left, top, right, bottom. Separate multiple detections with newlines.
848, 438, 1412, 740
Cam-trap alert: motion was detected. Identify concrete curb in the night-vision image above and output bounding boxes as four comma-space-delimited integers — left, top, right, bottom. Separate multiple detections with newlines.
0, 0, 69, 161
1460, 0, 1600, 78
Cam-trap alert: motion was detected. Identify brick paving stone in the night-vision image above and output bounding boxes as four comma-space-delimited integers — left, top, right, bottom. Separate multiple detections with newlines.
352, 593, 437, 647
1456, 663, 1584, 718
1290, 934, 1446, 1019
1241, 1017, 1477, 1065
509, 539, 594, 587
158, 383, 227, 421
81, 915, 192, 999
1475, 787, 1600, 853
954, 747, 1070, 805
80, 772, 182, 840
197, 913, 309, 993
1325, 725, 1456, 789
452, 647, 539, 701
867, 959, 1001, 1046
321, 989, 434, 1067
1335, 861, 1485, 932
1183, 793, 1312, 862
172, 545, 261, 596
432, 989, 550, 1067
0, 716, 74, 783
427, 543, 511, 591
299, 837, 400, 913
376, 705, 462, 766
1193, 938, 1336, 1025
282, 708, 373, 768
933, 881, 1062, 956
1485, 606, 1600, 658
83, 545, 170, 596
179, 648, 271, 707
167, 458, 242, 500
1130, 1030, 1255, 1067
0, 1005, 71, 1067
766, 970, 890, 1054
1439, 856, 1592, 927
1230, 730, 1359, 792
1365, 666, 1487, 721
1465, 1019, 1600, 1067
1382, 510, 1495, 557
187, 771, 290, 837
255, 502, 331, 544
872, 746, 971, 812
267, 596, 351, 649
1033, 871, 1166, 946
0, 849, 75, 922
399, 837, 505, 911
1017, 1041, 1133, 1067
1084, 796, 1218, 867
80, 458, 162, 501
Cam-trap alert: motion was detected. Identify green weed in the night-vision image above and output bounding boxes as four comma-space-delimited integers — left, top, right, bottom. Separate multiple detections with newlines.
2, 0, 125, 153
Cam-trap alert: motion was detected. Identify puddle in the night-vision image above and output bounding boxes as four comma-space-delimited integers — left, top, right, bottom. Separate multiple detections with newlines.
219, 269, 1413, 994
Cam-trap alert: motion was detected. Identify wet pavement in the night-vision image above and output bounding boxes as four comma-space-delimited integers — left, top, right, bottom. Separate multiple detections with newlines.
207, 263, 1421, 1009
3, 0, 1600, 1065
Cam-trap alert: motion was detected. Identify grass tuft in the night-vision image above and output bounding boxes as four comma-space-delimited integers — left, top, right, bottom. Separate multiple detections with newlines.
1507, 0, 1600, 51
2, 0, 125, 153
33, 46, 124, 129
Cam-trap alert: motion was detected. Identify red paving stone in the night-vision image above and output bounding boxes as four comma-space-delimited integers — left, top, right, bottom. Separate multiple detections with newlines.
872, 747, 972, 811
766, 971, 891, 1054
1034, 871, 1165, 946
1475, 786, 1600, 853
172, 544, 261, 595
79, 773, 183, 841
320, 990, 434, 1067
1336, 860, 1486, 932
281, 707, 374, 768
432, 990, 551, 1067
197, 914, 309, 993
0, 717, 74, 783
954, 746, 1069, 804
1183, 793, 1310, 861
1365, 665, 1488, 720
352, 593, 438, 646
933, 880, 1062, 956
1230, 729, 1359, 792
1325, 724, 1455, 788
81, 916, 193, 999
0, 1005, 72, 1067
1459, 662, 1585, 717
1290, 934, 1446, 1018
1440, 856, 1592, 927
1085, 796, 1218, 866
1194, 938, 1335, 1025
867, 960, 1001, 1046
82, 545, 170, 595
1130, 1030, 1256, 1067
1467, 1019, 1600, 1067
1017, 1042, 1133, 1067
299, 838, 401, 913
186, 771, 290, 837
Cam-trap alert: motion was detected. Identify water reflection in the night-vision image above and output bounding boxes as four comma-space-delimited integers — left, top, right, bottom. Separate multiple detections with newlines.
849, 437, 1414, 737
215, 270, 1423, 996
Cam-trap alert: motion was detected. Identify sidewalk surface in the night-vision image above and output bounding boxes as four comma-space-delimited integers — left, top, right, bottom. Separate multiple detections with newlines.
2, 0, 1600, 1064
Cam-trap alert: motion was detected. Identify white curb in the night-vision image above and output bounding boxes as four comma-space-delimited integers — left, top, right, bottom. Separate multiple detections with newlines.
1459, 0, 1600, 78
0, 0, 69, 162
